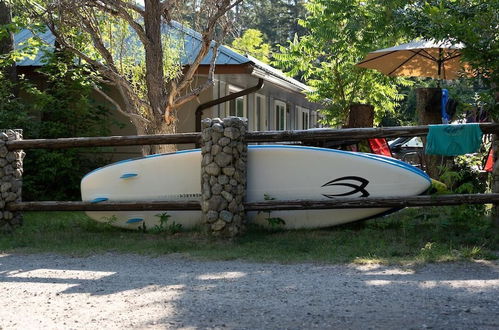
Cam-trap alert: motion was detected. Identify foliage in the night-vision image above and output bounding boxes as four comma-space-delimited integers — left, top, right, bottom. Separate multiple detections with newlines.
274, 0, 411, 126
261, 193, 286, 230
0, 49, 114, 200
231, 0, 307, 49
396, 0, 498, 116
438, 153, 487, 195
230, 29, 271, 63
15, 0, 242, 155
150, 212, 183, 234
0, 13, 47, 68
0, 211, 497, 264
397, 0, 498, 82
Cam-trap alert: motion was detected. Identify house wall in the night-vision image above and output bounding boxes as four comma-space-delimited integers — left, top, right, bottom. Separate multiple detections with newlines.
15, 67, 323, 159
201, 74, 322, 132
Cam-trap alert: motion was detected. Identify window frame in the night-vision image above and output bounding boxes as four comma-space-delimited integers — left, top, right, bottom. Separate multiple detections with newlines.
226, 85, 247, 118
253, 94, 267, 131
274, 100, 287, 131
297, 106, 310, 130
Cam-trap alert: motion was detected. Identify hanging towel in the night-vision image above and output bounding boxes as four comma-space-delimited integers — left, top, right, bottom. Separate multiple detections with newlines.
426, 124, 483, 156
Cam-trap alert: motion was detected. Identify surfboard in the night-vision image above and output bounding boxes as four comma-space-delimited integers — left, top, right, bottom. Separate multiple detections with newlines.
81, 145, 431, 230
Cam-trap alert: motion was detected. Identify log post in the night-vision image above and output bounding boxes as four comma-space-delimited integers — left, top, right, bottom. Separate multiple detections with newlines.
200, 117, 247, 238
492, 134, 499, 226
0, 130, 24, 232
347, 103, 374, 128
345, 103, 374, 151
416, 88, 443, 179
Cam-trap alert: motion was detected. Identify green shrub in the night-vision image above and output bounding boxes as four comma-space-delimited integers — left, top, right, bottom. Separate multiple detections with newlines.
0, 51, 116, 200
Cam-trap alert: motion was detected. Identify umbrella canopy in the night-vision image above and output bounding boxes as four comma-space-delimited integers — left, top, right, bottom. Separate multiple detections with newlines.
356, 40, 469, 80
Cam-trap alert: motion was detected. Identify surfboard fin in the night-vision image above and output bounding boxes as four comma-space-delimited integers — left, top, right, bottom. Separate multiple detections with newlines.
120, 173, 138, 179
90, 197, 108, 203
126, 218, 144, 224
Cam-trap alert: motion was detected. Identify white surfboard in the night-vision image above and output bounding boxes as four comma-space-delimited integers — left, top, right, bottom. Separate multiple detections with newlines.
81, 145, 431, 230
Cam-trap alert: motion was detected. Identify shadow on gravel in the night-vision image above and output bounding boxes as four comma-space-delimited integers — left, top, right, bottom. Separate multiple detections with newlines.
0, 254, 498, 329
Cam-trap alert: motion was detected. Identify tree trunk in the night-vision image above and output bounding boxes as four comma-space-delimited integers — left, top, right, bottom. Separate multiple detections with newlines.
416, 87, 443, 179
132, 118, 177, 155
143, 0, 166, 116
0, 0, 18, 91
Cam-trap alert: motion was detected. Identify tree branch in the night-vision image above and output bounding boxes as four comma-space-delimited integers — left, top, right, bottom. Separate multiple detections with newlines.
97, 0, 145, 15
91, 0, 151, 48
171, 42, 220, 110
93, 85, 150, 123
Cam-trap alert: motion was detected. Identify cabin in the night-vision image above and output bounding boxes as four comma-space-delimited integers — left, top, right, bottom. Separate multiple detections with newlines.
14, 22, 322, 158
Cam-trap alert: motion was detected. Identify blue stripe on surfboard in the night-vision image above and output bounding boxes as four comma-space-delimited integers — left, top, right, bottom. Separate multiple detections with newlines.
90, 197, 108, 203
126, 218, 144, 224
82, 145, 430, 183
120, 173, 138, 179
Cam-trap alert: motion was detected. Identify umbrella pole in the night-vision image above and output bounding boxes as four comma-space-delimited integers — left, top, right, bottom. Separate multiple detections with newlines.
437, 48, 443, 87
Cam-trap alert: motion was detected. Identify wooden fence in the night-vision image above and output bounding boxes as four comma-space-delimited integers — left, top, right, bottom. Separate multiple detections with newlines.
3, 123, 499, 215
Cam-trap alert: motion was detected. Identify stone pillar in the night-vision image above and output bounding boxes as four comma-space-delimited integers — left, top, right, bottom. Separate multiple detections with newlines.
200, 117, 247, 238
0, 129, 24, 232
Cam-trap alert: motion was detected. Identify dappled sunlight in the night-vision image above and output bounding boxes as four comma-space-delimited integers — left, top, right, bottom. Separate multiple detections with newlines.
352, 264, 415, 275
5, 268, 116, 280
417, 280, 438, 289
197, 271, 247, 281
0, 253, 497, 329
365, 280, 392, 286
418, 280, 499, 291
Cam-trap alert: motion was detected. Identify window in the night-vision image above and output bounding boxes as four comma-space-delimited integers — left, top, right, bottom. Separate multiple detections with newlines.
297, 106, 310, 130
226, 85, 247, 118
274, 100, 287, 130
253, 94, 267, 131
229, 97, 245, 117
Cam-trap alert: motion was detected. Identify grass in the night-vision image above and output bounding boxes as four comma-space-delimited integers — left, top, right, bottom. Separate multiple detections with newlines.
0, 206, 498, 265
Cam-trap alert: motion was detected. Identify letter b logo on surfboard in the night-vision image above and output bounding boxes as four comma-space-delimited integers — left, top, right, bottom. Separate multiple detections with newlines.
321, 176, 370, 198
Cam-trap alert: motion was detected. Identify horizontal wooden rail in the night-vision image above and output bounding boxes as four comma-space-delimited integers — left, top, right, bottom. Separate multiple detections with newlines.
6, 123, 499, 150
7, 201, 202, 211
6, 133, 201, 150
7, 194, 499, 212
245, 123, 499, 143
244, 194, 499, 211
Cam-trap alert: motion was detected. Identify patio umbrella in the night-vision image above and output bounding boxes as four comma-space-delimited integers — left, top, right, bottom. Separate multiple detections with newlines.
356, 39, 469, 80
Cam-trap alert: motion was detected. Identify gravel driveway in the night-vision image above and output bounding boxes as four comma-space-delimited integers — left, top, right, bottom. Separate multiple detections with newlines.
0, 253, 498, 329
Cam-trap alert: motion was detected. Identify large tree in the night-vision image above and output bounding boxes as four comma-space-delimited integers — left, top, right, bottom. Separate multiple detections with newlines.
17, 0, 242, 154
230, 28, 271, 63
274, 0, 410, 126
0, 0, 17, 86
231, 0, 307, 48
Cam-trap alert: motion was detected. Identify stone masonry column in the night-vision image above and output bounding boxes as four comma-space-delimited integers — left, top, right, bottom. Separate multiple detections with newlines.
0, 129, 24, 232
200, 117, 247, 238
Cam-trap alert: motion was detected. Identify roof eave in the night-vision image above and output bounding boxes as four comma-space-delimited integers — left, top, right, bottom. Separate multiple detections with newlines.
250, 66, 310, 94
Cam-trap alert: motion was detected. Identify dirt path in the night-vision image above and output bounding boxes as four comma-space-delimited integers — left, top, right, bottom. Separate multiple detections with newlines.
0, 253, 497, 329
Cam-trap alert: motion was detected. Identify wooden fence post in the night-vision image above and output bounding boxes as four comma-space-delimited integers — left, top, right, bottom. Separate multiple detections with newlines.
200, 117, 247, 238
492, 134, 499, 226
347, 103, 374, 129
0, 129, 24, 232
416, 87, 443, 179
